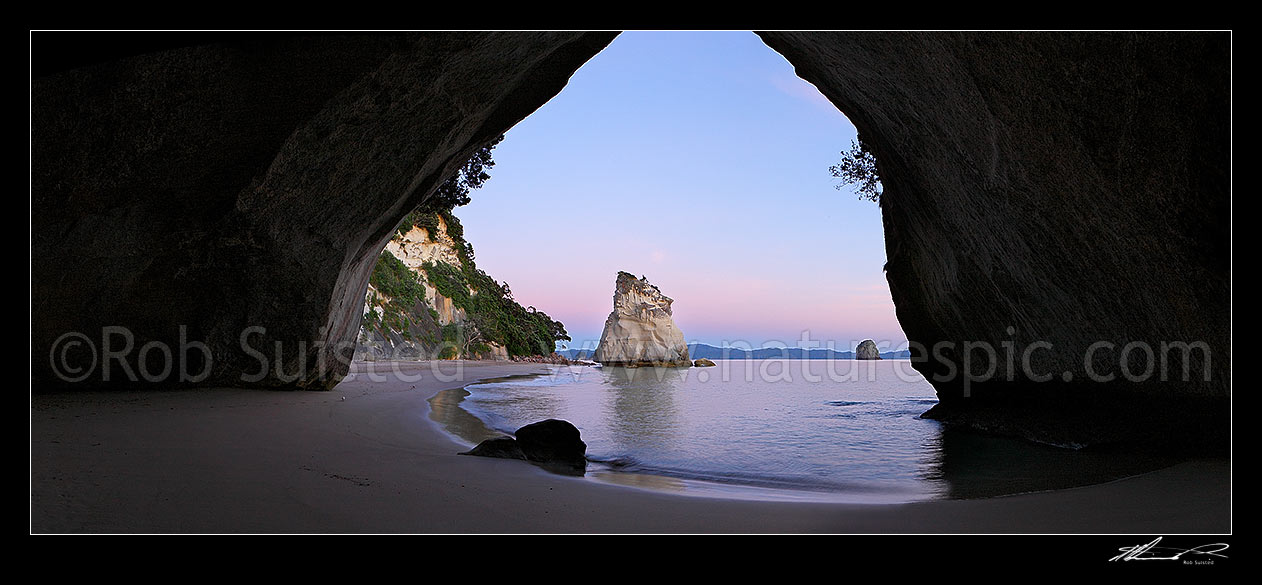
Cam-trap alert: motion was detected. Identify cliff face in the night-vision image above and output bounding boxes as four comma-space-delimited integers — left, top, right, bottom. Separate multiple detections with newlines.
356, 213, 506, 362
384, 215, 467, 325
593, 272, 691, 367
389, 217, 464, 270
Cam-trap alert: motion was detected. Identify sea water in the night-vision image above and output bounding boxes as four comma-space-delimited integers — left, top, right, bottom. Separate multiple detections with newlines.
434, 360, 1176, 503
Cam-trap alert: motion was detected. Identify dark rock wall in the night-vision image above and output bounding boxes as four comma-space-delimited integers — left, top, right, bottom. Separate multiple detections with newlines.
759, 32, 1229, 447
32, 32, 618, 389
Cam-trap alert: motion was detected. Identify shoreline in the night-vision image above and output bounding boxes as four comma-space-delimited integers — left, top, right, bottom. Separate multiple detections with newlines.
31, 360, 1230, 534
432, 360, 1196, 505
427, 368, 935, 505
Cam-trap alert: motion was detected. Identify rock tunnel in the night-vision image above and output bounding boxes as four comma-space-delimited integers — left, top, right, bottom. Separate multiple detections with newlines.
30, 32, 1230, 448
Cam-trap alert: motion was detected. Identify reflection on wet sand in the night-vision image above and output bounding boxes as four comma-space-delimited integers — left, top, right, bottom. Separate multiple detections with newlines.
587, 469, 687, 491
428, 372, 556, 445
428, 388, 503, 446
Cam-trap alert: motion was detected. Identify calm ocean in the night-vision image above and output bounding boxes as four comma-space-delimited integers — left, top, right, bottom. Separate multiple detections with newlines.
430, 360, 1175, 503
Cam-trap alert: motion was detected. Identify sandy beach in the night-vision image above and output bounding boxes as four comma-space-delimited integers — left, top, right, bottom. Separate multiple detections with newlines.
30, 361, 1230, 534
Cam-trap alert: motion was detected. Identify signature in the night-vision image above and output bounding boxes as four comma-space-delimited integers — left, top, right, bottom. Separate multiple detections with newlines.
1110, 537, 1229, 562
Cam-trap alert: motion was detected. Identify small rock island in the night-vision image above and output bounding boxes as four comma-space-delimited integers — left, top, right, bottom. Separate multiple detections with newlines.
593, 272, 692, 367
855, 339, 882, 360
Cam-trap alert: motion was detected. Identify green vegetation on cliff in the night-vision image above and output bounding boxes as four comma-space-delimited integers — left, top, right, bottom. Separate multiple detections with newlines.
414, 214, 570, 357
368, 209, 569, 358
363, 252, 432, 344
370, 251, 426, 308
363, 135, 569, 358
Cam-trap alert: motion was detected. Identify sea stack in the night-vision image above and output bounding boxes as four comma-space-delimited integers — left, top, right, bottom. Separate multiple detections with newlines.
593, 272, 691, 367
855, 339, 882, 360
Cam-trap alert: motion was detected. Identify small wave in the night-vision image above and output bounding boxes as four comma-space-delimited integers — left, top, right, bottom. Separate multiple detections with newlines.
825, 400, 867, 407
586, 454, 641, 469
596, 460, 924, 498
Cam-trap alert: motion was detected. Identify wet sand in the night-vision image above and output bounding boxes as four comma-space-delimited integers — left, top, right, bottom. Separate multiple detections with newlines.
30, 361, 1230, 534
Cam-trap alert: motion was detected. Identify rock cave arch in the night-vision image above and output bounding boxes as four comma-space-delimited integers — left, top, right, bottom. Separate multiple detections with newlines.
30, 31, 1230, 448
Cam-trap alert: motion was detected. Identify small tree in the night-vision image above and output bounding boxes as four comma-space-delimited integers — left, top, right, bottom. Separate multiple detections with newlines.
460, 321, 487, 358
830, 136, 882, 203
423, 135, 504, 212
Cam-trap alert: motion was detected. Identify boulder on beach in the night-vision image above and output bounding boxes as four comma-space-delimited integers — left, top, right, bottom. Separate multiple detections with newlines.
855, 339, 882, 360
514, 419, 588, 473
593, 272, 692, 367
693, 358, 716, 367
461, 419, 587, 474
461, 436, 526, 460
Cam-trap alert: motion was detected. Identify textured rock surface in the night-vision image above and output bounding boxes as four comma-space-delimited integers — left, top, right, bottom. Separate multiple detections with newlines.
759, 32, 1229, 448
593, 272, 691, 367
388, 218, 464, 271
354, 281, 443, 361
855, 340, 882, 360
355, 216, 468, 362
693, 358, 717, 367
32, 32, 617, 389
387, 219, 468, 326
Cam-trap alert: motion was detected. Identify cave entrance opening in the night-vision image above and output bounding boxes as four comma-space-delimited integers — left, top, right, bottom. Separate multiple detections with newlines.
447, 31, 908, 359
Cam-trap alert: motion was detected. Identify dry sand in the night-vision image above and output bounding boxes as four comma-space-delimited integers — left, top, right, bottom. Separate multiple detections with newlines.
30, 361, 1230, 534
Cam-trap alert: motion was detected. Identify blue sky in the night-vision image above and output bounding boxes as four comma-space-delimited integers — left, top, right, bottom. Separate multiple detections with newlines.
457, 31, 906, 352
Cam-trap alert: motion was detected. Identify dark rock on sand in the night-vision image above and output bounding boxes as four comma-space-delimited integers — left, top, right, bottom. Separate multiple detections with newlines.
462, 420, 587, 475
693, 358, 717, 367
462, 436, 526, 460
514, 419, 587, 472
